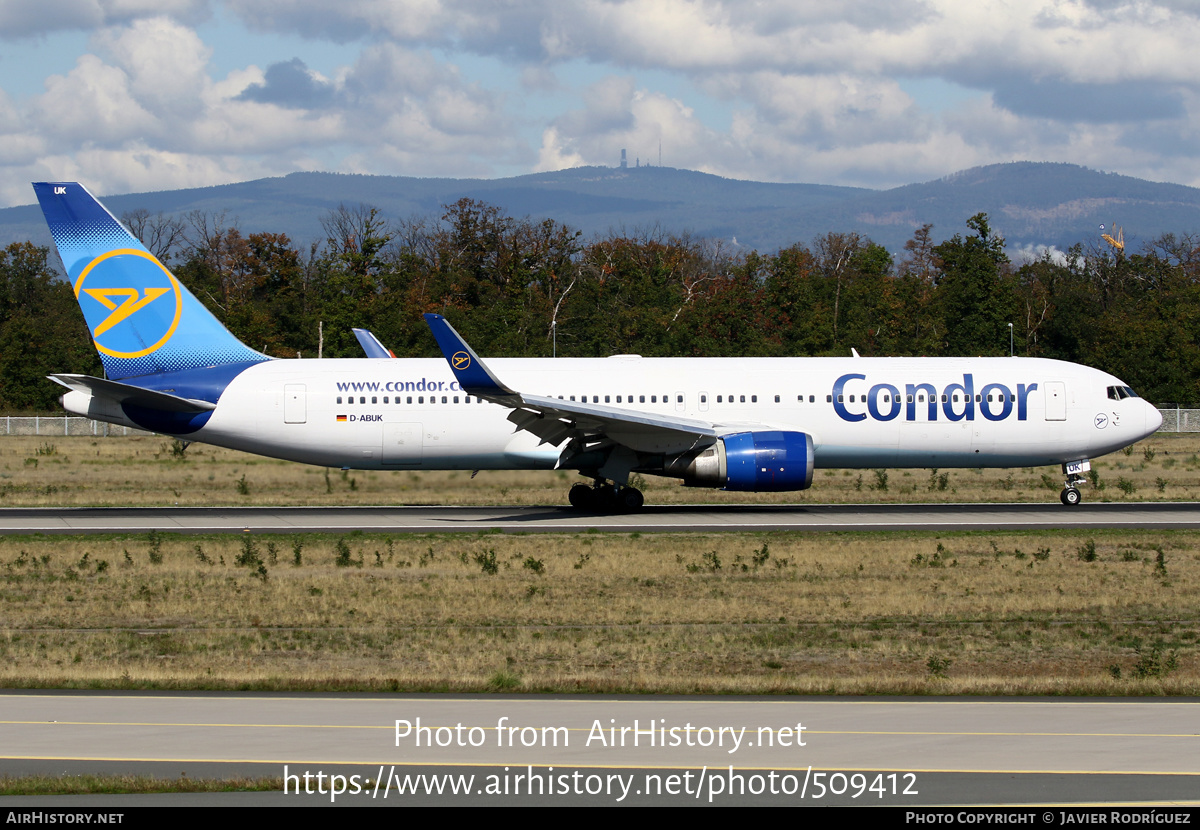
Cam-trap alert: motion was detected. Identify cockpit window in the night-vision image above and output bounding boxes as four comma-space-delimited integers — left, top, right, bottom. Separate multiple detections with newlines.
1107, 385, 1141, 400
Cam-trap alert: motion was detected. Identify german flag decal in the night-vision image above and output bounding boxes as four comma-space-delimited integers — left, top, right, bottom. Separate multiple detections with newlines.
336, 414, 347, 422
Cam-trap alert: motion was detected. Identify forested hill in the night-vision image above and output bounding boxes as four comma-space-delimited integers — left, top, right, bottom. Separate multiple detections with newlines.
3, 199, 1200, 411
3, 162, 1200, 255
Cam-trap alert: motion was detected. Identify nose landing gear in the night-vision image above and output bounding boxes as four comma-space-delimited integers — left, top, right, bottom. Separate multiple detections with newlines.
1060, 462, 1089, 506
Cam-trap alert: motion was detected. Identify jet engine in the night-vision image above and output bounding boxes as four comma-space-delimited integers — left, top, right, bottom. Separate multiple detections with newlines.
664, 431, 815, 491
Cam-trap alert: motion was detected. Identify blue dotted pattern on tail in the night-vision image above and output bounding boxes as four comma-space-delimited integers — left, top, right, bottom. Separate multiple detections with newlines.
33, 182, 269, 381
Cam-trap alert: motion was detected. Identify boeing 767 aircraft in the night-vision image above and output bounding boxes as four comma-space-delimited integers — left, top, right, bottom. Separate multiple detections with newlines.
34, 182, 1162, 510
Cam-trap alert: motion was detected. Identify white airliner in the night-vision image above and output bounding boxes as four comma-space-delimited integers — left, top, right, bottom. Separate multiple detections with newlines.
34, 182, 1162, 509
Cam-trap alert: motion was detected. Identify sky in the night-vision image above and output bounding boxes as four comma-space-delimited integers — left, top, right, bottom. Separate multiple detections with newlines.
1, 0, 1199, 208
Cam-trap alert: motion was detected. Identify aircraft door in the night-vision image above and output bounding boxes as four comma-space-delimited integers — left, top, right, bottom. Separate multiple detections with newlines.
382, 422, 423, 466
284, 384, 306, 424
1045, 382, 1067, 421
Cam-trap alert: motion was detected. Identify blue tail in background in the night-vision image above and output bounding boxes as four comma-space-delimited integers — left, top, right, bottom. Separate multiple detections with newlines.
33, 182, 268, 381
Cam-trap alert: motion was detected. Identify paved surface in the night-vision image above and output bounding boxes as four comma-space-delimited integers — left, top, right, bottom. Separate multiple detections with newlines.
2, 692, 1198, 806
1, 502, 1198, 534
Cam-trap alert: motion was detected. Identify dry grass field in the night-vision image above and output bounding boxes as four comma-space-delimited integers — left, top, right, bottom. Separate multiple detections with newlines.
2, 431, 1198, 696
1, 431, 1198, 507
1, 528, 1196, 695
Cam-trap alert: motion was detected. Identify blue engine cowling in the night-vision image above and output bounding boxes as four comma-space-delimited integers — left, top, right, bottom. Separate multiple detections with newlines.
722, 431, 814, 491
668, 431, 815, 491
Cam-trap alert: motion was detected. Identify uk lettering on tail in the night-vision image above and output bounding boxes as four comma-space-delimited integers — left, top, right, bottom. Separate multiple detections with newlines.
34, 181, 1163, 510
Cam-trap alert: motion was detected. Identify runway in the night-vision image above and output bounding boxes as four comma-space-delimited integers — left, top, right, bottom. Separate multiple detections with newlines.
0, 501, 1198, 534
1, 692, 1198, 806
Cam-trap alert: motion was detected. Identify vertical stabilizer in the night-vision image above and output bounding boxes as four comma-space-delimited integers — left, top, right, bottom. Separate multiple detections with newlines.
33, 182, 268, 380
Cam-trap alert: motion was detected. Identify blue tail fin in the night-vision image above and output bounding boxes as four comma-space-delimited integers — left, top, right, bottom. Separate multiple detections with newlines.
33, 182, 269, 381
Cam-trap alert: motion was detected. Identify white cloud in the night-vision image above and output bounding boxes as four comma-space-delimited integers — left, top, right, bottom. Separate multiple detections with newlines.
5, 0, 1200, 205
0, 0, 207, 38
32, 54, 160, 148
95, 17, 211, 116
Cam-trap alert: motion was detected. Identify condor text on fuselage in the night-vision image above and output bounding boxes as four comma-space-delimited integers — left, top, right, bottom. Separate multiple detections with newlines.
831, 373, 1038, 423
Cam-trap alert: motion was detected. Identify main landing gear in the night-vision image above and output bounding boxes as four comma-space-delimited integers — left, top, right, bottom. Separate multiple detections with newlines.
568, 479, 645, 512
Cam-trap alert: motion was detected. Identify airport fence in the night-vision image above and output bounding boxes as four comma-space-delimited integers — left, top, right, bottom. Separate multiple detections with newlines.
0, 411, 1195, 437
1157, 408, 1200, 432
0, 416, 148, 436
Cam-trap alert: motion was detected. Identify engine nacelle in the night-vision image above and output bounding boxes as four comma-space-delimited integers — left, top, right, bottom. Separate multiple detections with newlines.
666, 431, 815, 492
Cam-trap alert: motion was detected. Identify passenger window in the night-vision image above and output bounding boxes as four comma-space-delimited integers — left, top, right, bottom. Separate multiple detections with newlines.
751, 395, 757, 403
640, 395, 645, 403
407, 396, 413, 404
774, 395, 780, 403
605, 395, 610, 403
740, 395, 746, 403
809, 395, 815, 403
652, 396, 657, 403
700, 395, 707, 403
826, 395, 833, 403
418, 396, 424, 404
337, 396, 342, 404
454, 396, 459, 404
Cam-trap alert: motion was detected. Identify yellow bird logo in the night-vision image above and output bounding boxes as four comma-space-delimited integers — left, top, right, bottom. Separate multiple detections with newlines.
84, 287, 171, 336
452, 351, 471, 370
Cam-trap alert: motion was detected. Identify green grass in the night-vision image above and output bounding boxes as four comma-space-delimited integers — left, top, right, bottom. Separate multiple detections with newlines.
1, 528, 1197, 695
0, 774, 282, 795
2, 433, 1199, 507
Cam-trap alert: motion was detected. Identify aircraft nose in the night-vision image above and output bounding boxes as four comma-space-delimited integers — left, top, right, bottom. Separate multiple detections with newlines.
1147, 402, 1163, 435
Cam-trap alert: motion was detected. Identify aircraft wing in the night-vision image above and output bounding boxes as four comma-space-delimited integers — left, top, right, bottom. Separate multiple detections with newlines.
49, 374, 217, 413
423, 314, 723, 458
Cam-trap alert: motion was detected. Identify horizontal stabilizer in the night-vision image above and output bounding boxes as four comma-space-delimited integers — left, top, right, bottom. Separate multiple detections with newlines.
49, 374, 217, 413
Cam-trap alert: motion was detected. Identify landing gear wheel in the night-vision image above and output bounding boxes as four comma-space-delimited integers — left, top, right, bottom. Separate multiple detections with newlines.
618, 487, 644, 511
594, 483, 617, 509
568, 484, 594, 510
1060, 487, 1082, 506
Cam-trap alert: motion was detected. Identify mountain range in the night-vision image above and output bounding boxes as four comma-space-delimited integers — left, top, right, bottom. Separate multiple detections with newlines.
3, 161, 1199, 259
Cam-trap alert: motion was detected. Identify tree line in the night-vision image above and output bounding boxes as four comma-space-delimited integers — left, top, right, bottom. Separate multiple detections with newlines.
2, 199, 1198, 411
